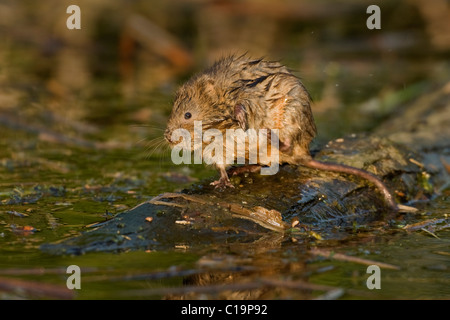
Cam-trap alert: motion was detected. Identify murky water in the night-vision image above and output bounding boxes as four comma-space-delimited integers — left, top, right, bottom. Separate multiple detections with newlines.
1, 115, 448, 299
0, 0, 449, 299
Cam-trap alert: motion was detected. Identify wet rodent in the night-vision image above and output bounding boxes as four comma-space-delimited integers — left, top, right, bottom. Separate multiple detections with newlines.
164, 55, 398, 211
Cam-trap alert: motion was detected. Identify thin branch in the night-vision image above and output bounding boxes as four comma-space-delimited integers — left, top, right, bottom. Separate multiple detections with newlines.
309, 248, 401, 270
0, 276, 74, 299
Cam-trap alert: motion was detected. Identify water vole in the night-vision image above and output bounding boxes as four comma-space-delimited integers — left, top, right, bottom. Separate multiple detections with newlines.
164, 55, 398, 211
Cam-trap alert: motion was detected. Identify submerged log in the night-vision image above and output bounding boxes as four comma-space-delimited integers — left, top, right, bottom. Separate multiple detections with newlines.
41, 81, 450, 255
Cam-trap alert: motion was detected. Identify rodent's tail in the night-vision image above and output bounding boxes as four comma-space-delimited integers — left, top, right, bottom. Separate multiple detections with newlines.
303, 159, 399, 211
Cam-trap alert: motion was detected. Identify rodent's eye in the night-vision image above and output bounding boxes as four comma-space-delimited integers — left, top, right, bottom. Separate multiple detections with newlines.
184, 112, 192, 120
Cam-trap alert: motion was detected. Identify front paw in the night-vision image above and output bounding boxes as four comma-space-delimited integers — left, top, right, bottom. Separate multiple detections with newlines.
210, 178, 235, 189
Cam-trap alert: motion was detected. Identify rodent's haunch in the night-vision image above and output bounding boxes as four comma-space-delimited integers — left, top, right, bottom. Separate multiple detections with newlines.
164, 55, 398, 211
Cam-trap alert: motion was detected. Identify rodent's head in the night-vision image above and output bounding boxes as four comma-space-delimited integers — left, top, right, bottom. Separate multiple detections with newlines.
164, 75, 237, 149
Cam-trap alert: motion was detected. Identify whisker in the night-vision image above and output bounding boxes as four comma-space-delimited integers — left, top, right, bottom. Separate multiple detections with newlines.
138, 136, 165, 149
159, 144, 170, 169
158, 142, 173, 164
144, 138, 167, 160
135, 137, 151, 146
133, 135, 166, 161
129, 124, 165, 131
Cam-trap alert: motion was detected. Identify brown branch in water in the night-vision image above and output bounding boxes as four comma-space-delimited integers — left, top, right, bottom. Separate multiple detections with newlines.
148, 200, 186, 208
0, 276, 74, 299
309, 248, 401, 270
124, 14, 193, 70
149, 192, 212, 206
403, 218, 447, 232
0, 267, 96, 276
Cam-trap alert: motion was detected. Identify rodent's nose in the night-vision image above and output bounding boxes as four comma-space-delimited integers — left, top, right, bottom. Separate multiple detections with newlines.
164, 128, 172, 143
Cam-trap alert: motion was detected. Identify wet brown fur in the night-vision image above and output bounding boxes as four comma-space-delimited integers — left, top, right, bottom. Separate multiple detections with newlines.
164, 55, 398, 210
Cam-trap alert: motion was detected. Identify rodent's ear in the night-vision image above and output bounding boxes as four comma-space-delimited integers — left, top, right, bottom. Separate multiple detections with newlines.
234, 104, 247, 130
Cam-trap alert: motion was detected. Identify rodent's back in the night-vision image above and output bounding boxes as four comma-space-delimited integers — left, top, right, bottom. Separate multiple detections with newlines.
222, 55, 317, 161
168, 55, 317, 162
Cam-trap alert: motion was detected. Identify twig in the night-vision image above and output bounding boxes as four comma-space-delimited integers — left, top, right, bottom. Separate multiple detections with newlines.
0, 267, 96, 276
0, 276, 74, 299
149, 192, 211, 205
433, 251, 450, 256
420, 227, 440, 239
148, 192, 212, 208
403, 218, 447, 232
409, 158, 424, 168
149, 200, 185, 208
125, 14, 193, 69
397, 204, 418, 213
309, 248, 401, 270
